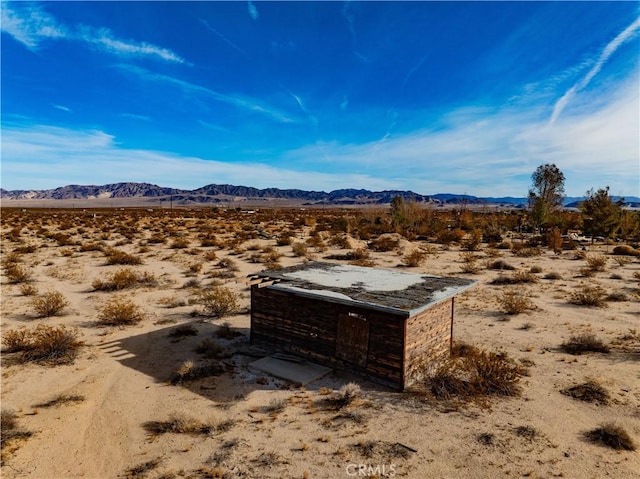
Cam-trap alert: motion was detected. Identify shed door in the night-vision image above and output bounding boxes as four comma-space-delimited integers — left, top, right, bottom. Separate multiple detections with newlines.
336, 313, 370, 367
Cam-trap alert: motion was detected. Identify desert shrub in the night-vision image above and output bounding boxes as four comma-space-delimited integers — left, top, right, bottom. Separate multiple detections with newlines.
459, 252, 480, 274
2, 328, 31, 352
491, 270, 538, 285
91, 268, 158, 291
215, 321, 241, 339
612, 256, 631, 267
157, 295, 187, 308
19, 283, 38, 296
170, 238, 190, 249
402, 249, 427, 267
323, 382, 362, 410
143, 414, 216, 436
1, 251, 22, 268
486, 259, 515, 271
546, 227, 563, 254
104, 248, 142, 265
560, 334, 610, 355
198, 286, 240, 317
370, 236, 400, 252
31, 291, 69, 317
5, 264, 32, 284
529, 265, 543, 274
217, 258, 239, 272
291, 242, 309, 257
462, 229, 483, 251
561, 380, 610, 405
194, 338, 228, 359
498, 290, 534, 315
263, 398, 288, 414
350, 440, 412, 460
2, 324, 82, 365
98, 297, 146, 325
33, 394, 85, 408
569, 285, 607, 307
612, 245, 640, 257
122, 459, 162, 478
171, 360, 225, 384
543, 271, 563, 280
583, 423, 636, 451
79, 242, 104, 252
585, 254, 607, 272
514, 425, 538, 441
436, 228, 465, 246
276, 234, 293, 246
511, 244, 542, 257
168, 324, 198, 338
92, 268, 137, 291
606, 291, 628, 302
427, 345, 526, 401
13, 244, 37, 254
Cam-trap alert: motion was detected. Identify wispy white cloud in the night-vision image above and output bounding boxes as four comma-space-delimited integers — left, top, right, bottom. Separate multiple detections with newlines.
120, 113, 151, 122
2, 71, 637, 197
115, 64, 297, 124
1, 2, 185, 63
247, 1, 259, 21
283, 77, 639, 196
52, 104, 71, 112
0, 3, 67, 48
550, 16, 640, 123
0, 123, 389, 192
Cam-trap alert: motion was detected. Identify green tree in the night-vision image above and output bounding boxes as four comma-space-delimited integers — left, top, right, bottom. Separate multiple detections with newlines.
528, 164, 566, 232
580, 186, 623, 240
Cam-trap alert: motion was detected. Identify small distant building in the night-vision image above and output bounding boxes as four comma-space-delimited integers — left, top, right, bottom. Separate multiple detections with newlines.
249, 262, 476, 390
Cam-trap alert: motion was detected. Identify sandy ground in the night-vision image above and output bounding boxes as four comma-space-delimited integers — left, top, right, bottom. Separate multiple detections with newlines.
1, 209, 639, 479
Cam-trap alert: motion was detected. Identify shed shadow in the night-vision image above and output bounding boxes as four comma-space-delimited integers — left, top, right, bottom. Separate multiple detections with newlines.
94, 320, 390, 404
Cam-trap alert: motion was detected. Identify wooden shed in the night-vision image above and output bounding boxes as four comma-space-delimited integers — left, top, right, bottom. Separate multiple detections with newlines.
249, 262, 476, 390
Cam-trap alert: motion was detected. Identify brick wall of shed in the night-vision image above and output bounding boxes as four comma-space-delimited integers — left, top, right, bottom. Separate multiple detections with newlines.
403, 298, 453, 388
251, 285, 406, 389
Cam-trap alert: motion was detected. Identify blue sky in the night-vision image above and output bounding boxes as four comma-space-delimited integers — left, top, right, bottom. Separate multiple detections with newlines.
2, 1, 639, 197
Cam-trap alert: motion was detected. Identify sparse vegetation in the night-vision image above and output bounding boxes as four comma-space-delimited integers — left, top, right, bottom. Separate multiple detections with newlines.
92, 268, 157, 291
402, 249, 427, 267
143, 414, 218, 436
31, 290, 69, 317
171, 360, 225, 384
198, 285, 240, 317
33, 394, 86, 408
560, 334, 610, 355
104, 247, 142, 265
569, 284, 607, 307
583, 423, 636, 451
498, 289, 535, 315
426, 343, 527, 401
2, 324, 83, 365
168, 324, 198, 338
97, 297, 146, 325
561, 380, 610, 405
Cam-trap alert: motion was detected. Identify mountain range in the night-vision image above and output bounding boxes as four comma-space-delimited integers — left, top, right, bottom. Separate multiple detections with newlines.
1, 183, 638, 207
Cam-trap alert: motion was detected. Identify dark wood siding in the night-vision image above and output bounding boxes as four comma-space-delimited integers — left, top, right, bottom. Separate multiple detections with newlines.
251, 285, 406, 389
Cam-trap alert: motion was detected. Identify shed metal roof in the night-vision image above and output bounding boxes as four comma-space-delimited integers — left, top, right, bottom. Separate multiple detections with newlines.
254, 262, 476, 316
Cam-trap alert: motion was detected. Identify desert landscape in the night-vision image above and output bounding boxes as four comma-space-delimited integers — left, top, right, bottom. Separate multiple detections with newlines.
1, 204, 638, 479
